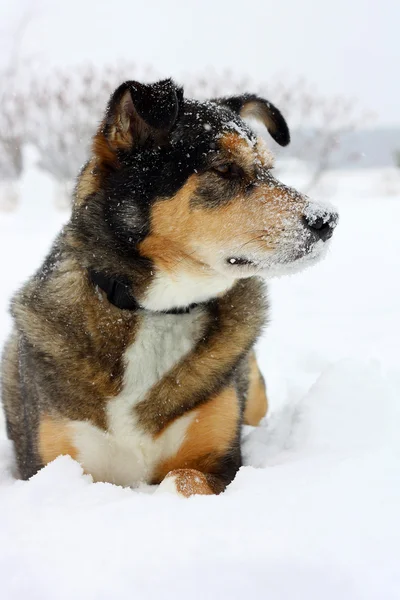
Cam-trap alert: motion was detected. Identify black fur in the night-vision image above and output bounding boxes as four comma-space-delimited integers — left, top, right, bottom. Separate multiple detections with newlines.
214, 93, 290, 146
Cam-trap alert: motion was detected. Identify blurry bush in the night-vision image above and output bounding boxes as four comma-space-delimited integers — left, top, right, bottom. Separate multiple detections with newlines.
0, 64, 368, 209
26, 63, 159, 208
0, 69, 27, 211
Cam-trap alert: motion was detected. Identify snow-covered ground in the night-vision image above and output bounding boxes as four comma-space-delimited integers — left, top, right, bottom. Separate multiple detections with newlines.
0, 165, 399, 600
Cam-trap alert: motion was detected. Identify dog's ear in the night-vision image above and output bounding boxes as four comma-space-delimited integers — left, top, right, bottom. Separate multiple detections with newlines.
213, 94, 290, 147
93, 79, 182, 165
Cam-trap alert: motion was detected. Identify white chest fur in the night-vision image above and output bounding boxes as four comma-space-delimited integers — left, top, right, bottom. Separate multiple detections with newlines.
70, 309, 206, 486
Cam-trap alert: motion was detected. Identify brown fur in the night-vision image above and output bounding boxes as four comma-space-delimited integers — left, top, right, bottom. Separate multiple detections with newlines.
162, 469, 216, 496
154, 386, 240, 482
38, 416, 78, 464
138, 176, 202, 274
220, 132, 274, 170
74, 158, 103, 207
243, 352, 268, 426
11, 258, 140, 430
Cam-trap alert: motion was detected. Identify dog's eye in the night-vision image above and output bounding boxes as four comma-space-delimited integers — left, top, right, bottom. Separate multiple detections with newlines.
213, 163, 243, 179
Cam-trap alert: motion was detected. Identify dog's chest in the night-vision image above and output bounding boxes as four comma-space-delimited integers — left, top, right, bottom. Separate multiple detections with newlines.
108, 310, 206, 427
71, 310, 206, 486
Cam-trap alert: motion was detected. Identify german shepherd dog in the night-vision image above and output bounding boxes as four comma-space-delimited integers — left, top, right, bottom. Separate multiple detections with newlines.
1, 79, 338, 496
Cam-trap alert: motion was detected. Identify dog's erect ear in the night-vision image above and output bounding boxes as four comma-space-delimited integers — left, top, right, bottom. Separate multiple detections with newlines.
94, 79, 182, 164
213, 94, 290, 147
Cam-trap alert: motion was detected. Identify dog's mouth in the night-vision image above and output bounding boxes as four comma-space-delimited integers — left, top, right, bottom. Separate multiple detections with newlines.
223, 233, 330, 278
226, 256, 258, 268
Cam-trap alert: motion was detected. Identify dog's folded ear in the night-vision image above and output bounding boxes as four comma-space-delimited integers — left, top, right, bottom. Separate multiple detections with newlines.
213, 94, 290, 147
94, 79, 182, 165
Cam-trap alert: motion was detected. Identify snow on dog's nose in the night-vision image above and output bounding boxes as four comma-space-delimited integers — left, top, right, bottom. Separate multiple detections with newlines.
302, 204, 339, 242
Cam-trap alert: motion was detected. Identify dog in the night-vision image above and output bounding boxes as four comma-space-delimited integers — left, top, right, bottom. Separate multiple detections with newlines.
1, 79, 338, 496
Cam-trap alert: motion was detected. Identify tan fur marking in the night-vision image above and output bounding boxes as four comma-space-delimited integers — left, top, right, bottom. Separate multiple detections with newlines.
107, 125, 133, 152
138, 153, 304, 278
219, 132, 274, 170
163, 469, 215, 497
74, 159, 102, 206
220, 132, 253, 157
154, 386, 239, 481
38, 416, 78, 464
92, 129, 119, 167
138, 175, 204, 274
140, 176, 269, 273
244, 352, 268, 426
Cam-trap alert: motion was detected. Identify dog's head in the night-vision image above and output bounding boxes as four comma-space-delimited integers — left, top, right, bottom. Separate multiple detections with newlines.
74, 79, 338, 310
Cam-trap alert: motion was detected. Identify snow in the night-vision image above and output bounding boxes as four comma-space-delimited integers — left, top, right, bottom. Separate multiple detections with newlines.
0, 165, 400, 599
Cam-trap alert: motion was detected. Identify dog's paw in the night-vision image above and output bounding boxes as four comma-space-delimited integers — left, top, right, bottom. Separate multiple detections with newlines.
154, 472, 183, 497
155, 469, 214, 498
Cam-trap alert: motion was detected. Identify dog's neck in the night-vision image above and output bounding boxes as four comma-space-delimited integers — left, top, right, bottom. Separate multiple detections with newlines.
138, 265, 237, 312
89, 267, 235, 314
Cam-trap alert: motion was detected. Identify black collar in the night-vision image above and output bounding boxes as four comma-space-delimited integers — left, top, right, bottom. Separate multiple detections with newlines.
88, 269, 198, 315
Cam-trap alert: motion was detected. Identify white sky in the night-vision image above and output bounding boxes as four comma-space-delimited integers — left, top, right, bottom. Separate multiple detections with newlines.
1, 0, 399, 126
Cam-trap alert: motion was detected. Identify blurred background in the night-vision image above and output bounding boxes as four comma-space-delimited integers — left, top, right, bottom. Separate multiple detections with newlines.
0, 0, 398, 212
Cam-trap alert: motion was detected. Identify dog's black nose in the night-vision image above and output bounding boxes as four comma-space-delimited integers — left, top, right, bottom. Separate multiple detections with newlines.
302, 210, 338, 242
